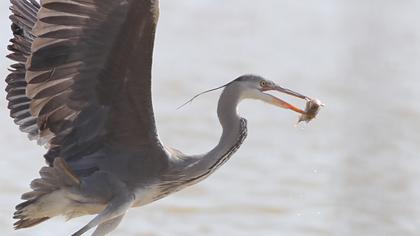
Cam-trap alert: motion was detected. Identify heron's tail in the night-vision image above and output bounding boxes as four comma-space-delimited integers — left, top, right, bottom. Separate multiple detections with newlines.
13, 158, 81, 229
13, 203, 49, 229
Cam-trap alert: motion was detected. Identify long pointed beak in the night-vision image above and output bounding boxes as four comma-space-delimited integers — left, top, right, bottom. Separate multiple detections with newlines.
274, 85, 309, 101
262, 85, 310, 114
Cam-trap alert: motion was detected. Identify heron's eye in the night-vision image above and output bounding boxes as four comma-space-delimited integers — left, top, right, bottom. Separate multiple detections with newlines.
260, 81, 267, 87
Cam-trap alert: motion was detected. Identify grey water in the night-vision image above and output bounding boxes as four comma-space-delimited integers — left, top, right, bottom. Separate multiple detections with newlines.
1, 1, 420, 235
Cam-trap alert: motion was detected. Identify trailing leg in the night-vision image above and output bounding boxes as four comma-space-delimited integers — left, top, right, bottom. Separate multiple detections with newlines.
71, 193, 134, 236
92, 214, 125, 236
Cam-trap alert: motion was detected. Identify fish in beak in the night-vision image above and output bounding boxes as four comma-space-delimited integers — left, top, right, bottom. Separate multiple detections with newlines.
261, 83, 323, 123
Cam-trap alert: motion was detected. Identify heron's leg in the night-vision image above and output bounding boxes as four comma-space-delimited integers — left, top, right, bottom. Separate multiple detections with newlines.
91, 214, 125, 236
71, 193, 134, 236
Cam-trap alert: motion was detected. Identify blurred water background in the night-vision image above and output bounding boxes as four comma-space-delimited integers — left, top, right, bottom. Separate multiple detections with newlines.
1, 0, 420, 235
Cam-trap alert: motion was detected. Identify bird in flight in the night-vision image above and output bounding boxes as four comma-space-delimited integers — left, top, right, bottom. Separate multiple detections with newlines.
6, 0, 316, 235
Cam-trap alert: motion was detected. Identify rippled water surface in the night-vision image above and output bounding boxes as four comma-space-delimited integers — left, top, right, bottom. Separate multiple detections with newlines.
1, 1, 420, 235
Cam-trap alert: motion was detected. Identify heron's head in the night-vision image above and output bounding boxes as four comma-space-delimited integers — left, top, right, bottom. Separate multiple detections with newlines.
179, 74, 310, 115
232, 74, 308, 114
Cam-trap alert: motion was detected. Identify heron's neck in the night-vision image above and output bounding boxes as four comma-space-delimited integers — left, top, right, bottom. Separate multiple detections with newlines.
207, 86, 244, 158
175, 86, 247, 183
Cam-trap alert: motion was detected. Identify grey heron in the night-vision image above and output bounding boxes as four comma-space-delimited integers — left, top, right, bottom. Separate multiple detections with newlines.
5, 0, 315, 235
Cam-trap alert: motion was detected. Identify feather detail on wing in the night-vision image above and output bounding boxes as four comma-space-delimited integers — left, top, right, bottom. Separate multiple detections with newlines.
7, 0, 41, 143
6, 0, 161, 175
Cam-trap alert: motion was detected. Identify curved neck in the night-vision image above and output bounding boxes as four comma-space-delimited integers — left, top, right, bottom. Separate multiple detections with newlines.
214, 86, 243, 156
172, 85, 247, 183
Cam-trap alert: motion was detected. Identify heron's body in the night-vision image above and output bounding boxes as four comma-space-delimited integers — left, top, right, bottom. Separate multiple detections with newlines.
5, 0, 312, 235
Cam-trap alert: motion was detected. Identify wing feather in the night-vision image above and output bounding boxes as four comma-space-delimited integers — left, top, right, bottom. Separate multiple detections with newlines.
6, 0, 40, 142
6, 0, 161, 175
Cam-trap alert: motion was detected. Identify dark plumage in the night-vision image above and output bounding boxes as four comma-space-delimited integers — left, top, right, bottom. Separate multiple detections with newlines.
7, 0, 163, 232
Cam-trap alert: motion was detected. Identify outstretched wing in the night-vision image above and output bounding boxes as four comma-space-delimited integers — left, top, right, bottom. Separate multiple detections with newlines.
6, 0, 161, 172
